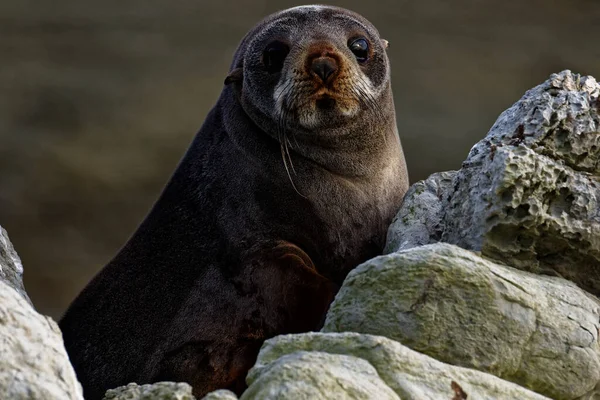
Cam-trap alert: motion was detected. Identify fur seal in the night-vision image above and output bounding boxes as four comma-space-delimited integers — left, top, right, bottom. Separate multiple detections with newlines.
59, 5, 409, 399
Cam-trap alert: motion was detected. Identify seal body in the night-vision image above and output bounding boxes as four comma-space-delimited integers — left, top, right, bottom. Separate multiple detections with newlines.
59, 5, 409, 399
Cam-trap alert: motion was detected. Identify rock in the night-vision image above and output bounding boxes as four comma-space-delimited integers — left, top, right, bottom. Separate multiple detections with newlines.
0, 225, 30, 303
384, 171, 456, 253
386, 70, 600, 297
578, 384, 600, 400
0, 280, 83, 400
243, 351, 399, 400
201, 389, 238, 400
323, 243, 600, 399
244, 332, 550, 400
102, 382, 195, 400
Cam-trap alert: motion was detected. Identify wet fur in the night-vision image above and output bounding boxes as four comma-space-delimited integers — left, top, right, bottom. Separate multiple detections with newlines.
59, 5, 409, 399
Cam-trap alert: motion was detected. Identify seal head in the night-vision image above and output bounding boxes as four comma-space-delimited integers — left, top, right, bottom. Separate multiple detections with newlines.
230, 5, 389, 130
225, 5, 400, 184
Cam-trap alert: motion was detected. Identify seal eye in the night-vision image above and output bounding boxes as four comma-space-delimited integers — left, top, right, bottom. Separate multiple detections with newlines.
349, 38, 369, 63
263, 41, 290, 73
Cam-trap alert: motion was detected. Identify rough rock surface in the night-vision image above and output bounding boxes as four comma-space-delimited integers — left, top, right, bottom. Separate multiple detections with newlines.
241, 332, 549, 400
201, 389, 238, 400
102, 382, 195, 400
0, 280, 83, 400
384, 171, 456, 253
0, 224, 30, 303
386, 70, 600, 298
323, 243, 600, 399
244, 351, 399, 400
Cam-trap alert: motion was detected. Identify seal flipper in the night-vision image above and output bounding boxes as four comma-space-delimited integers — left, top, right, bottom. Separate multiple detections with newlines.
151, 241, 336, 398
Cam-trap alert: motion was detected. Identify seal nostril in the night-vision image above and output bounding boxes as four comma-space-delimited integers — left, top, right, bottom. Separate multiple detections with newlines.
311, 57, 338, 82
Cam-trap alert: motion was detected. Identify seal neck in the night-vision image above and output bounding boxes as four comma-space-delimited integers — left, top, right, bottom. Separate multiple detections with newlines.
223, 85, 399, 179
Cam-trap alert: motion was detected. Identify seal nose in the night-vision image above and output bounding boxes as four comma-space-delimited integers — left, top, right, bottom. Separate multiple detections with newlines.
311, 57, 338, 83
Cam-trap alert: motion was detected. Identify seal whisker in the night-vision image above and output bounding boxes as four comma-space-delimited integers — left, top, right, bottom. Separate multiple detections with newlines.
278, 89, 301, 150
284, 134, 297, 174
279, 107, 297, 173
351, 82, 387, 144
280, 141, 306, 198
291, 129, 300, 149
276, 80, 307, 159
355, 79, 384, 122
276, 99, 306, 197
274, 79, 295, 116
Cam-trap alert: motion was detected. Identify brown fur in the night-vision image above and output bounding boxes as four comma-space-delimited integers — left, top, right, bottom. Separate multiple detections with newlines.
59, 5, 409, 399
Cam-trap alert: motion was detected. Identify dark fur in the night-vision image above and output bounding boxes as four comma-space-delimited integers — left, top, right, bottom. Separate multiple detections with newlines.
59, 5, 409, 399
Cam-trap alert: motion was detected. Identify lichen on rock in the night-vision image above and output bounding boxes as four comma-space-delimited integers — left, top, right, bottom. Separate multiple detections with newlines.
201, 389, 238, 400
102, 382, 195, 400
384, 171, 456, 253
322, 243, 600, 399
387, 70, 600, 299
243, 351, 400, 400
243, 332, 550, 400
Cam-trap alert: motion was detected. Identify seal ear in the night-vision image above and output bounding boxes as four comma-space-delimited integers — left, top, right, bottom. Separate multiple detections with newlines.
224, 68, 243, 85
381, 39, 389, 49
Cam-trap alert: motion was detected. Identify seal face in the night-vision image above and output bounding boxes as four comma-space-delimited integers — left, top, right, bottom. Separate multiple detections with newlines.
267, 23, 383, 129
233, 5, 392, 155
60, 5, 409, 400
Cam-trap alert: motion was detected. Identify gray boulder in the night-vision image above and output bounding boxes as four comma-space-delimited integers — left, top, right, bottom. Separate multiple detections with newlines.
386, 70, 600, 298
241, 332, 549, 400
102, 382, 195, 400
323, 243, 600, 399
384, 171, 456, 253
0, 225, 30, 303
0, 280, 83, 400
201, 389, 238, 400
244, 351, 399, 400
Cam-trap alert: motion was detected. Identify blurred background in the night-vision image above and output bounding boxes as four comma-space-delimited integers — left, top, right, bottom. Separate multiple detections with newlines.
1, 0, 599, 319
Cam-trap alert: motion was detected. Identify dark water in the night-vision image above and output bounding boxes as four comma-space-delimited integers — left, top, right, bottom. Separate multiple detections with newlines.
1, 0, 599, 318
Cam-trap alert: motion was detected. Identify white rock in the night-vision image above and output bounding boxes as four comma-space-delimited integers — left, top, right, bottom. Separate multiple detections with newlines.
0, 280, 83, 400
323, 243, 600, 399
0, 225, 30, 303
245, 332, 550, 400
